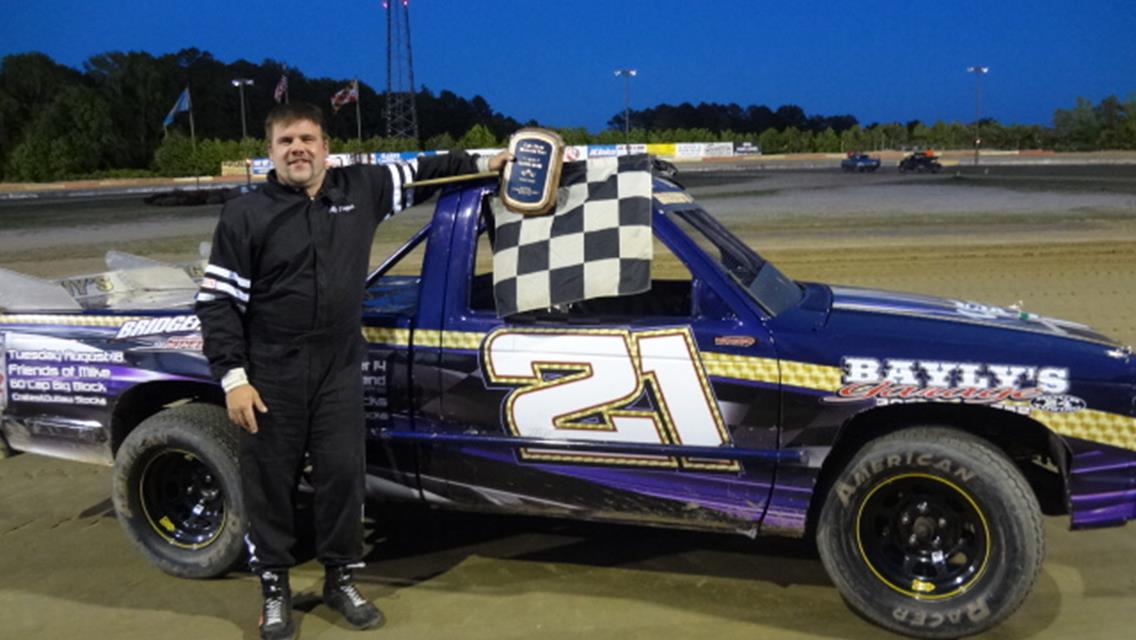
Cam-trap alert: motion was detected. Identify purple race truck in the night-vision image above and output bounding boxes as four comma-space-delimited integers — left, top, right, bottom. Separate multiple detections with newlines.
1, 175, 1134, 638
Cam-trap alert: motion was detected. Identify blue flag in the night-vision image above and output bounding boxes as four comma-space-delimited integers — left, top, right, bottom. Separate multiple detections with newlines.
163, 88, 191, 128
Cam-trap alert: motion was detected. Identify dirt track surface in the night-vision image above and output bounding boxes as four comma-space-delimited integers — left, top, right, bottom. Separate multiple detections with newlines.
2, 165, 1135, 639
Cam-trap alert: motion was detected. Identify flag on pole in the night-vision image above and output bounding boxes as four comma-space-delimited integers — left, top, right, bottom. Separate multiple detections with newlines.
331, 80, 358, 114
273, 75, 288, 103
163, 87, 191, 128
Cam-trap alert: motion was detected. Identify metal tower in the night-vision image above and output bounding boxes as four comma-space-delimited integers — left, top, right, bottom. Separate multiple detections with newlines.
385, 0, 419, 140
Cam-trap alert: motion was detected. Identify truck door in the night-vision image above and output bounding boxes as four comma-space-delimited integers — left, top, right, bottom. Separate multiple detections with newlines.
429, 190, 783, 532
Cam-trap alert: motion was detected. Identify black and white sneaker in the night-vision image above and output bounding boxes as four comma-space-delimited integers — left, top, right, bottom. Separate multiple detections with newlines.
259, 570, 295, 640
323, 565, 383, 630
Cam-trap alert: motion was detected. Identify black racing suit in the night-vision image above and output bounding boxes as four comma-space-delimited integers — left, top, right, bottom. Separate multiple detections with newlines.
195, 152, 482, 571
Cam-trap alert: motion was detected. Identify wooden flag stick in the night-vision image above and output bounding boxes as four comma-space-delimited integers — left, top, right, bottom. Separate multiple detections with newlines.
404, 171, 498, 188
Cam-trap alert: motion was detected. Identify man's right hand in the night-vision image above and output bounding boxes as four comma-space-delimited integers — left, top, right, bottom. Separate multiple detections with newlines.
226, 384, 268, 434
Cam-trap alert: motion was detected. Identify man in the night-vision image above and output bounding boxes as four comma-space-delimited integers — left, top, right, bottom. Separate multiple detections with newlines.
195, 102, 508, 640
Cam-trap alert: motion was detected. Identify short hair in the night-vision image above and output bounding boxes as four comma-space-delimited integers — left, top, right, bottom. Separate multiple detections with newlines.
265, 102, 326, 140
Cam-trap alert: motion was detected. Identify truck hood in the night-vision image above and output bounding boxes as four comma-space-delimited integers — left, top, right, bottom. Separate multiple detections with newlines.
829, 285, 1117, 346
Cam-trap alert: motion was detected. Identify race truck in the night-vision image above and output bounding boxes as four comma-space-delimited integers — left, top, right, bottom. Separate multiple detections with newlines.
899, 151, 944, 173
840, 152, 881, 172
1, 171, 1134, 639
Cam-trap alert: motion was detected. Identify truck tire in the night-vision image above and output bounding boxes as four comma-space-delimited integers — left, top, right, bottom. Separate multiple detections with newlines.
112, 404, 246, 579
816, 427, 1043, 638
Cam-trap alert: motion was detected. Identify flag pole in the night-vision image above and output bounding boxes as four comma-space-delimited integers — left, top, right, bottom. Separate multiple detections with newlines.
355, 80, 362, 141
404, 171, 498, 188
188, 87, 197, 151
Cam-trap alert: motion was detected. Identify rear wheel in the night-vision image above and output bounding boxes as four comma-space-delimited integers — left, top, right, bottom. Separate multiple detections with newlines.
816, 427, 1042, 638
113, 404, 245, 578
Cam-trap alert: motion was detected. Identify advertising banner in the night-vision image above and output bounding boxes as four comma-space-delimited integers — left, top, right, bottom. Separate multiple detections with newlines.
251, 158, 273, 175
675, 143, 706, 158
646, 143, 676, 157
564, 145, 588, 161
587, 144, 619, 158
704, 142, 735, 157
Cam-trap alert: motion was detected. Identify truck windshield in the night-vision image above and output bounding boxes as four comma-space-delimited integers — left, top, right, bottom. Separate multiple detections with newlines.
668, 208, 803, 316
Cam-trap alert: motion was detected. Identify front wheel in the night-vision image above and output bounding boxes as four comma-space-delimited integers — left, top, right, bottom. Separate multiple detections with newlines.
113, 404, 246, 578
816, 427, 1043, 638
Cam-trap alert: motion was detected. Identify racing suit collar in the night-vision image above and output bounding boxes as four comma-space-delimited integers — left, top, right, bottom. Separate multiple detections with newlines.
264, 169, 349, 207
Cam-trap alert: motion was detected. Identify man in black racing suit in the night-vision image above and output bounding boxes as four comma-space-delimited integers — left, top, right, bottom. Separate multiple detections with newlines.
194, 102, 508, 640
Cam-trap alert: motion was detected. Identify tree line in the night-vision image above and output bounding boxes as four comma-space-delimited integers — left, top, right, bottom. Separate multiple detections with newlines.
0, 50, 523, 181
605, 97, 1136, 153
1, 50, 1134, 182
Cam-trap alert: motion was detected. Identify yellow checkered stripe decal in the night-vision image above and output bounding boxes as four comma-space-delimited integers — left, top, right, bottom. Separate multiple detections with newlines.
699, 352, 842, 389
1033, 410, 1136, 452
358, 326, 1136, 452
781, 361, 843, 390
362, 327, 483, 350
0, 314, 143, 327
700, 352, 779, 384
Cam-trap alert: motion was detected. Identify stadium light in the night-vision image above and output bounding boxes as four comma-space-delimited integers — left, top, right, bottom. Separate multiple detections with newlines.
614, 68, 638, 147
966, 66, 989, 166
231, 78, 255, 139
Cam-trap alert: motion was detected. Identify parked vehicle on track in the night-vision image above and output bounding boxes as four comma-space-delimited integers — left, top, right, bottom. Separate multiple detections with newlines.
841, 152, 881, 172
899, 151, 943, 173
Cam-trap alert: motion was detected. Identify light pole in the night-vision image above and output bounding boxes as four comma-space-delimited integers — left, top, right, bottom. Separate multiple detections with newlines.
231, 78, 254, 139
966, 66, 988, 166
614, 68, 637, 148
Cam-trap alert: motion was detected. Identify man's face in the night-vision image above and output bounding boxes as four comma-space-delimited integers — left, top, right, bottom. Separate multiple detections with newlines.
267, 118, 329, 194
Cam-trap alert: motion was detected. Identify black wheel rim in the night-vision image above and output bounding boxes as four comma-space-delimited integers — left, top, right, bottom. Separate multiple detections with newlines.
139, 449, 226, 549
855, 473, 990, 599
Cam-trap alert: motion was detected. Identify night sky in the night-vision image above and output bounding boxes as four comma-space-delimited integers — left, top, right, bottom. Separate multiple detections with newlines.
3, 0, 1133, 131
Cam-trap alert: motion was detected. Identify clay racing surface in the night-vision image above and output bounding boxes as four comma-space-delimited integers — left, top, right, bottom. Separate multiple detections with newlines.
2, 164, 1135, 639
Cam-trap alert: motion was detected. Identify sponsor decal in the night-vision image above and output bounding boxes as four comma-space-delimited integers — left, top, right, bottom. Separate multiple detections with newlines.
950, 300, 1088, 335
714, 335, 756, 348
482, 326, 738, 471
825, 356, 1080, 414
328, 203, 356, 214
361, 357, 389, 423
156, 335, 205, 351
115, 315, 201, 339
653, 192, 693, 205
1029, 394, 1086, 413
58, 275, 116, 297
5, 335, 128, 408
0, 332, 6, 411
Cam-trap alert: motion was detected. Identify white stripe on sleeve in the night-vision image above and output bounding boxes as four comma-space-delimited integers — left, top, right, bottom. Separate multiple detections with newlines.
211, 281, 250, 303
204, 264, 250, 290
385, 163, 403, 214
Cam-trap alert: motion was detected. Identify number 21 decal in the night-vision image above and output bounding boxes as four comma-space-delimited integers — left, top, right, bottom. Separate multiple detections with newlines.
482, 326, 739, 471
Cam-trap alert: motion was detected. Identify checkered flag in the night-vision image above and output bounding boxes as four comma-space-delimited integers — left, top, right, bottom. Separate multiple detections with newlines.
489, 154, 652, 316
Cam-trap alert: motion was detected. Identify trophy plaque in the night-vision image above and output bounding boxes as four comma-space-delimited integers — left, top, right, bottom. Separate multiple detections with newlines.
500, 128, 565, 215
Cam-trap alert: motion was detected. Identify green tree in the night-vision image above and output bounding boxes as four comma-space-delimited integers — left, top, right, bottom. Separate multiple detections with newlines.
554, 128, 591, 145
456, 124, 498, 149
812, 127, 840, 152
5, 86, 124, 181
153, 133, 200, 176
757, 128, 783, 154
0, 52, 84, 173
423, 132, 457, 150
1053, 97, 1101, 150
